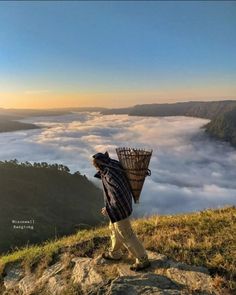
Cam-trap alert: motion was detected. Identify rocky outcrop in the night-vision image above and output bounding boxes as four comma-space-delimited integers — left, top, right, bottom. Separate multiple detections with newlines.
1, 250, 219, 295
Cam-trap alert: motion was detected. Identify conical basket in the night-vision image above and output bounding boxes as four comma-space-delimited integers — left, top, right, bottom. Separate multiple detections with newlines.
116, 147, 152, 203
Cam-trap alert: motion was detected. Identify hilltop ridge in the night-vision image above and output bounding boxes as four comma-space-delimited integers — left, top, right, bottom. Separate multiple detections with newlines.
0, 206, 235, 294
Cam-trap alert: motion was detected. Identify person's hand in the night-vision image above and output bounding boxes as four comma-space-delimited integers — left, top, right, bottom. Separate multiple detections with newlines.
101, 207, 108, 216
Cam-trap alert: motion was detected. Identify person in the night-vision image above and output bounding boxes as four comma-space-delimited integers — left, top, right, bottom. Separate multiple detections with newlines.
92, 151, 151, 271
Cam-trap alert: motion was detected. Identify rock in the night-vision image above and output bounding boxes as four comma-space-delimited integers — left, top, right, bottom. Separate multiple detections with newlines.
2, 250, 218, 295
92, 250, 217, 294
105, 273, 183, 295
3, 258, 68, 295
93, 254, 108, 266
166, 268, 214, 293
47, 274, 68, 295
168, 260, 209, 274
37, 261, 65, 284
18, 273, 37, 295
36, 261, 67, 294
3, 262, 24, 290
71, 257, 103, 292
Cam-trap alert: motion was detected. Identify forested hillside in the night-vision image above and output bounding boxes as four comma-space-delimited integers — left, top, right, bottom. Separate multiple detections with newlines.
205, 108, 236, 147
0, 160, 103, 254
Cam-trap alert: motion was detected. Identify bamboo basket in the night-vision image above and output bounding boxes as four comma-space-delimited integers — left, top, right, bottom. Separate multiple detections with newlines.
116, 147, 152, 203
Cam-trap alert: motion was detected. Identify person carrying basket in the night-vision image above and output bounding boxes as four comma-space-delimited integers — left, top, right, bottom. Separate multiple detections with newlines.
92, 151, 151, 271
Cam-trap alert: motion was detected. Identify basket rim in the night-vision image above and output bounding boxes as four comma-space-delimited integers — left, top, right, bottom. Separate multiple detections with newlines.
116, 147, 153, 153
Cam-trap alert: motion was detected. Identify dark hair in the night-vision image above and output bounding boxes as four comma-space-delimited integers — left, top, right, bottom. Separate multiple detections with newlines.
92, 151, 110, 163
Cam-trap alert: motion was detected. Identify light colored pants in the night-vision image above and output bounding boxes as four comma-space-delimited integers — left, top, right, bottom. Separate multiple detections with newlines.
108, 216, 148, 263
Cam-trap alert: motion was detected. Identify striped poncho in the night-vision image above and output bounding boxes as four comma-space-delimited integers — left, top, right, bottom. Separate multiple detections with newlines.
94, 155, 133, 223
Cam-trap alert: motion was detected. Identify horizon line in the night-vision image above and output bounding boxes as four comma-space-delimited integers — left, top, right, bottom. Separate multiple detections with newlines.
1, 98, 236, 111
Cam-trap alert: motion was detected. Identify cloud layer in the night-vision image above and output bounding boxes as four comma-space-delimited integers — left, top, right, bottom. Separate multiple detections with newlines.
0, 112, 235, 217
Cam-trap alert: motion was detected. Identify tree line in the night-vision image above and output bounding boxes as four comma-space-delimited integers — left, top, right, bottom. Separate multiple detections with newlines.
0, 159, 75, 174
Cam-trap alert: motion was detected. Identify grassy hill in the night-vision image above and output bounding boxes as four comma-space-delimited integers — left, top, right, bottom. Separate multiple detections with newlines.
0, 160, 104, 255
0, 206, 235, 293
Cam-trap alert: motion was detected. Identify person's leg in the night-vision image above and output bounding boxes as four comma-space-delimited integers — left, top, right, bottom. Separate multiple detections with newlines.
104, 221, 123, 259
114, 217, 150, 269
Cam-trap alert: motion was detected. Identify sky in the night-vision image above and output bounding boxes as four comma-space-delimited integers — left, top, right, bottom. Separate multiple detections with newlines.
0, 112, 235, 215
0, 1, 235, 109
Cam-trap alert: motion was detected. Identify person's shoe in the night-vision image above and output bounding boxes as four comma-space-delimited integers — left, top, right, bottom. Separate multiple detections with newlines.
130, 259, 151, 271
102, 252, 122, 261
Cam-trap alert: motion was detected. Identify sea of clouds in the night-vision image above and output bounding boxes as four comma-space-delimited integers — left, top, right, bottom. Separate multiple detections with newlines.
0, 112, 235, 217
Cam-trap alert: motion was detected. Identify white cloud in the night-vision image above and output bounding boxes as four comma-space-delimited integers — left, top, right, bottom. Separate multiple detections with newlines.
0, 112, 235, 217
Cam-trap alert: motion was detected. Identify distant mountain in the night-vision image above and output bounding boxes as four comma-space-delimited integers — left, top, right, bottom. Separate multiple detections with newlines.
0, 118, 40, 133
0, 107, 107, 133
57, 107, 107, 112
0, 107, 107, 118
0, 108, 73, 118
129, 100, 236, 119
101, 107, 133, 115
101, 100, 236, 147
0, 160, 103, 254
101, 100, 236, 119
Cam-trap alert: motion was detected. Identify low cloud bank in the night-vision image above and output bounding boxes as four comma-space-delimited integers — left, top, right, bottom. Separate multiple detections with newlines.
0, 112, 235, 216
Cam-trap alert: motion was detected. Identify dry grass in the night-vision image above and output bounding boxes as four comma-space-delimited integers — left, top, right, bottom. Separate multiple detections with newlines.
133, 206, 236, 293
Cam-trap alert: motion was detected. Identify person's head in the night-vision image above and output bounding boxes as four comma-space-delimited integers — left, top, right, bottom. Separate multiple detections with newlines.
92, 151, 110, 170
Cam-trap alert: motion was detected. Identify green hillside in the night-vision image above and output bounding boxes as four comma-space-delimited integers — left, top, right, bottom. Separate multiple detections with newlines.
0, 160, 103, 255
205, 109, 236, 147
0, 206, 235, 293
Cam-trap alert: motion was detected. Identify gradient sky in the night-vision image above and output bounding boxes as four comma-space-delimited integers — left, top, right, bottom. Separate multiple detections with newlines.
0, 1, 235, 109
